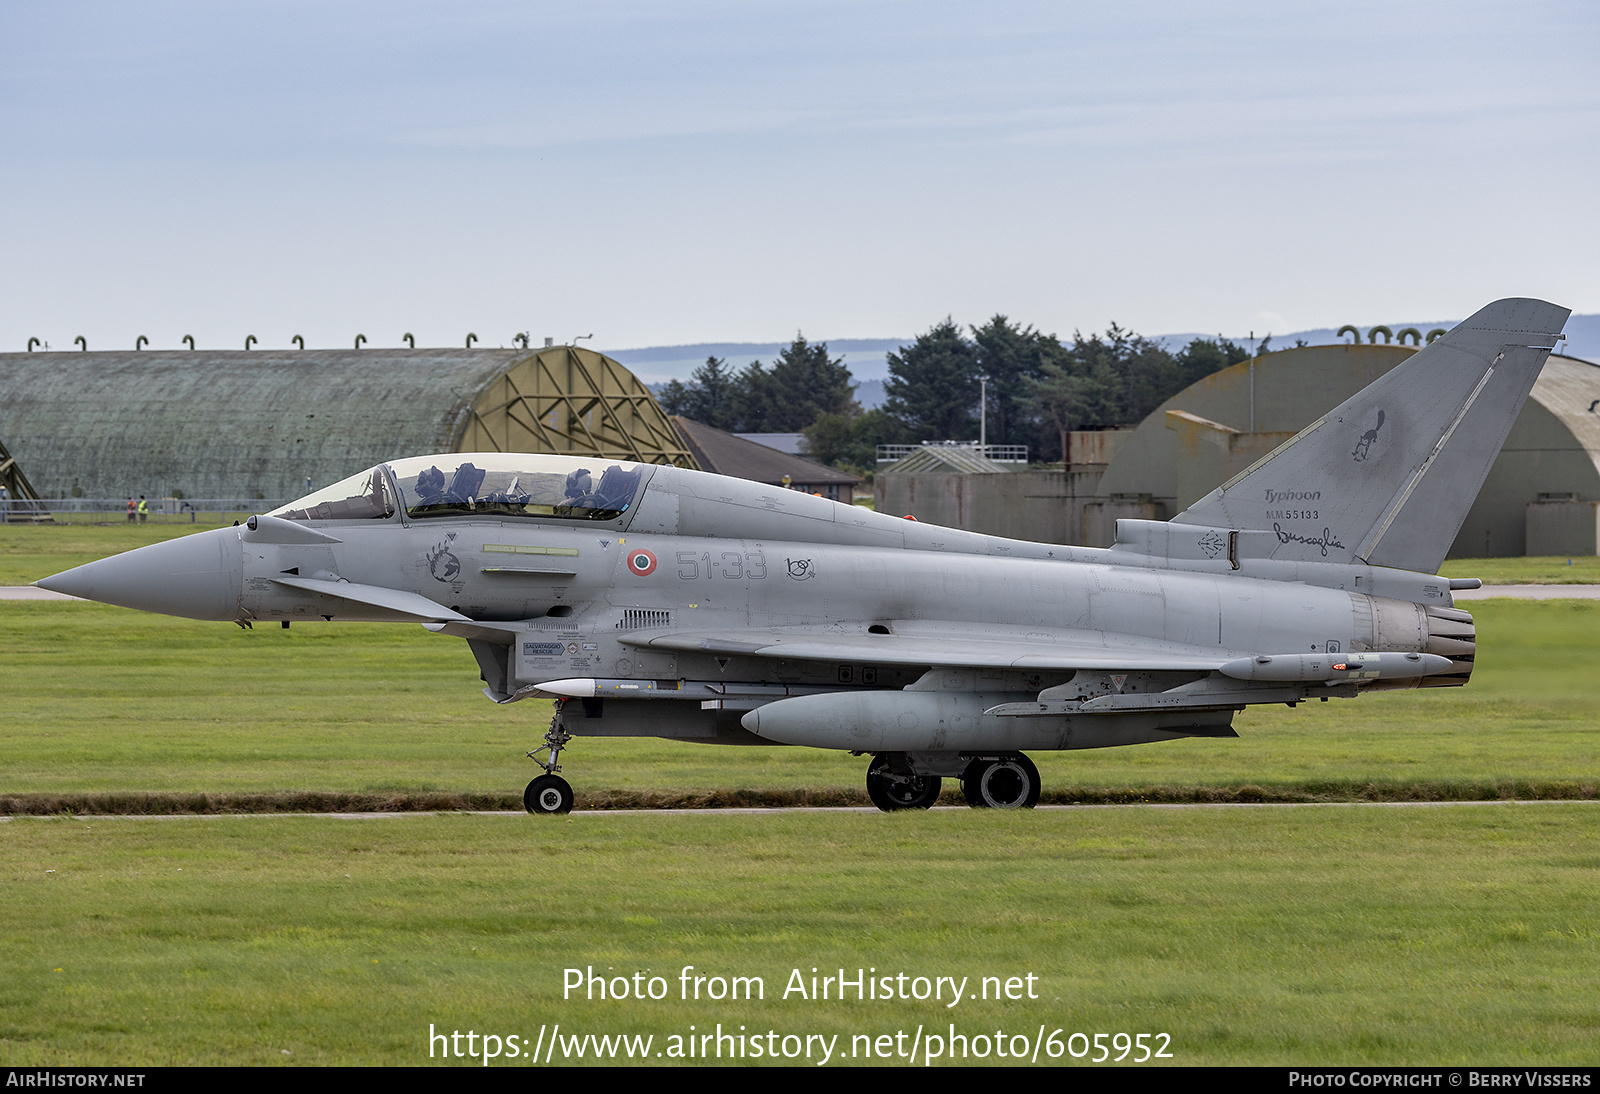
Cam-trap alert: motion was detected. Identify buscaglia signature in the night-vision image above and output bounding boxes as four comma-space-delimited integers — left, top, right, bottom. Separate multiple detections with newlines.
1272, 523, 1344, 558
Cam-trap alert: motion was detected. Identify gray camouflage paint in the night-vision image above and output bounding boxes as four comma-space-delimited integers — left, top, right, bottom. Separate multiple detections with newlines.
38, 300, 1568, 764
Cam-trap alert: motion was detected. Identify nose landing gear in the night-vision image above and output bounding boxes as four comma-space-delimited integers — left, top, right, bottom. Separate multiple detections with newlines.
525, 711, 575, 815
525, 774, 574, 814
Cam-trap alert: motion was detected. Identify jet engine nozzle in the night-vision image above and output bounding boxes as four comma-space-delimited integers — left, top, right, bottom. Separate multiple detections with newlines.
35, 527, 242, 621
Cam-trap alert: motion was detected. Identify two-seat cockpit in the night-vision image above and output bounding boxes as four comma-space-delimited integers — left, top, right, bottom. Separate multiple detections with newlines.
270, 454, 649, 525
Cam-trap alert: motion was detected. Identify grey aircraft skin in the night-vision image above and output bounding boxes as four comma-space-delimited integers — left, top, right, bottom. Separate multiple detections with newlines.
38, 298, 1569, 813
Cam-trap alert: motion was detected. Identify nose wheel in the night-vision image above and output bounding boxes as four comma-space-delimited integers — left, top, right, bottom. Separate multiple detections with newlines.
865, 754, 942, 812
525, 774, 574, 815
961, 754, 1041, 809
525, 708, 576, 815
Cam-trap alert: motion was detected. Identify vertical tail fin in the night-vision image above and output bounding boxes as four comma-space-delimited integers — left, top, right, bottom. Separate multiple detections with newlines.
1171, 298, 1569, 573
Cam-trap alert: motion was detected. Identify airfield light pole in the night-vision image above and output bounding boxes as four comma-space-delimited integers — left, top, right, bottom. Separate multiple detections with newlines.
979, 374, 989, 453
1248, 331, 1256, 433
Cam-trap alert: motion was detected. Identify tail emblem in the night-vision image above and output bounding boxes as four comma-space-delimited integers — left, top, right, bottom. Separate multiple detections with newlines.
1352, 409, 1386, 461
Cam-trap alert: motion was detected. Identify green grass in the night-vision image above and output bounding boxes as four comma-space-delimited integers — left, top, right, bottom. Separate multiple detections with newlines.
0, 524, 231, 586
1, 805, 1595, 1065
1440, 555, 1600, 584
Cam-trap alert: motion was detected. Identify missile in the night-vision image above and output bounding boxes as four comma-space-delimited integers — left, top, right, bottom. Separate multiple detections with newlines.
1218, 651, 1456, 682
531, 678, 847, 705
533, 678, 686, 698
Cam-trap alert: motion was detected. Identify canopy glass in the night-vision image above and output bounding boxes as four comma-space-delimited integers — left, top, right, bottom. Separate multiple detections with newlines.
269, 453, 650, 523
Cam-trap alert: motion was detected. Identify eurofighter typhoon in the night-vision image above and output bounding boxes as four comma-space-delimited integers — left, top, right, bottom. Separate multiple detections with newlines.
38, 299, 1569, 813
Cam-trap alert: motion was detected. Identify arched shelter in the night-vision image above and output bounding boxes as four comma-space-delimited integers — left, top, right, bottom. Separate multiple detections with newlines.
0, 344, 694, 501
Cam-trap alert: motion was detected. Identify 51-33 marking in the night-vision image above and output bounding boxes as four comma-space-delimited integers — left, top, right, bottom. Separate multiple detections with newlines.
676, 550, 767, 580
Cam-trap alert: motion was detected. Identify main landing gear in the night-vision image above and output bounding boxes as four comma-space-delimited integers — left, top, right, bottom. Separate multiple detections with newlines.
525, 712, 575, 815
864, 752, 1042, 812
865, 754, 943, 811
960, 754, 1041, 810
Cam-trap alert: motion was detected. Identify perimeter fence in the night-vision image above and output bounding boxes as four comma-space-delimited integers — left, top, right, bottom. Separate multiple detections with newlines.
0, 498, 286, 525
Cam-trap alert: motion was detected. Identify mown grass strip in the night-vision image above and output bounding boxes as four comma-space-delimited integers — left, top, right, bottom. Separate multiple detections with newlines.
4, 779, 1596, 816
3, 806, 1598, 1065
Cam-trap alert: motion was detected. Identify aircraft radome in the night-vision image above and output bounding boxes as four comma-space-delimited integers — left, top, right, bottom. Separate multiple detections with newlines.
37, 299, 1569, 814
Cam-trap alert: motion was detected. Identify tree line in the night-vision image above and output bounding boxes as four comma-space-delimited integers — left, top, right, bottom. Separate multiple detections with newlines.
657, 318, 1259, 471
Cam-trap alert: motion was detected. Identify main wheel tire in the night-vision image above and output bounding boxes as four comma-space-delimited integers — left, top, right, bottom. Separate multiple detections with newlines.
961, 754, 1041, 809
524, 774, 574, 815
865, 755, 942, 812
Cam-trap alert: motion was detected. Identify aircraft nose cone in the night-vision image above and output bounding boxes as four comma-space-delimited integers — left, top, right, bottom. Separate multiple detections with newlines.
35, 527, 241, 621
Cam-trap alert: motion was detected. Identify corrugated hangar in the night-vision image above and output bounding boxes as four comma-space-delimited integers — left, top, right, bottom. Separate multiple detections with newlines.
881, 342, 1600, 557
0, 345, 694, 501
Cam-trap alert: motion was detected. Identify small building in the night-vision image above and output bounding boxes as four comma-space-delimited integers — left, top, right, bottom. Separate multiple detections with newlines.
882, 444, 1015, 476
672, 417, 860, 501
876, 439, 1123, 542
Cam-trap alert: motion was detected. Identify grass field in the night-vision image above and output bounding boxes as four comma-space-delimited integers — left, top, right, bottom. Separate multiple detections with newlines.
1440, 555, 1600, 584
2, 805, 1595, 1065
0, 524, 223, 586
3, 526, 1599, 1066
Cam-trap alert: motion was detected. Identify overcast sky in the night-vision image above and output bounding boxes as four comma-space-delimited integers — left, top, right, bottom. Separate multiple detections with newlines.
3, 1, 1595, 354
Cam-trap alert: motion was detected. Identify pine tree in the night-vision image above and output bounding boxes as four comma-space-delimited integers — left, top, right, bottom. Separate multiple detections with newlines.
883, 318, 980, 440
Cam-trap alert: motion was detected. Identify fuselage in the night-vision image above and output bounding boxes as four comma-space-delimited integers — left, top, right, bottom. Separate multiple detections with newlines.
38, 454, 1474, 756
235, 520, 1413, 664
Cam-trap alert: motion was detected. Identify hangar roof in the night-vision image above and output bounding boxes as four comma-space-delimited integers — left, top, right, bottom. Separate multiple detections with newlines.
883, 445, 1014, 475
0, 345, 691, 500
672, 417, 859, 488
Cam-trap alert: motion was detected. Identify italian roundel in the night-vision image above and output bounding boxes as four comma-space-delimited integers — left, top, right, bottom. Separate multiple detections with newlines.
626, 548, 658, 576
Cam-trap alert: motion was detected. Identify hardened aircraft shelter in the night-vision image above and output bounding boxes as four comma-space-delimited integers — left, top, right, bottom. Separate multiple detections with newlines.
0, 344, 695, 501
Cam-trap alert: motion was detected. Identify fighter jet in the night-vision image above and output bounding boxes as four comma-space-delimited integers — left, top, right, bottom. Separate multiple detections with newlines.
37, 299, 1568, 813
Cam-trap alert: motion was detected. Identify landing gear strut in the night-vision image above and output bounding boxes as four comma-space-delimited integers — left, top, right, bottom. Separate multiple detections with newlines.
865, 754, 942, 812
961, 754, 1041, 809
525, 709, 575, 815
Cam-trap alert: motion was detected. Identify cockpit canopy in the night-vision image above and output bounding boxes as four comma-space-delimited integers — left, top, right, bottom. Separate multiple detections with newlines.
269, 453, 651, 524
